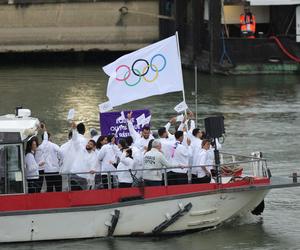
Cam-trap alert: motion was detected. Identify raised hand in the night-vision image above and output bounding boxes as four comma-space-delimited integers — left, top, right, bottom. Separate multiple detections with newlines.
169, 116, 177, 124
71, 121, 77, 130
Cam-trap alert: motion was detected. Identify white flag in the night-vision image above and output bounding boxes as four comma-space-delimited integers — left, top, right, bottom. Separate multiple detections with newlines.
174, 101, 188, 113
67, 109, 75, 121
142, 115, 152, 127
98, 101, 113, 113
103, 34, 184, 107
136, 114, 146, 127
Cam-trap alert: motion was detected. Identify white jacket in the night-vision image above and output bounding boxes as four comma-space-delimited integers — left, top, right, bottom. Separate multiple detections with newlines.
69, 129, 98, 180
192, 149, 210, 178
39, 132, 60, 173
25, 152, 39, 180
117, 152, 135, 183
170, 141, 192, 173
97, 143, 117, 175
143, 148, 172, 181
127, 119, 154, 151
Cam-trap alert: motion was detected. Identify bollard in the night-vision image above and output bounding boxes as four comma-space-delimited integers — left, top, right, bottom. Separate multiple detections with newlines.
292, 172, 298, 183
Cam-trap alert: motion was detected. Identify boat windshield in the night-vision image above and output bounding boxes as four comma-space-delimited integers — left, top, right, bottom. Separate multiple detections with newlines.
0, 144, 24, 194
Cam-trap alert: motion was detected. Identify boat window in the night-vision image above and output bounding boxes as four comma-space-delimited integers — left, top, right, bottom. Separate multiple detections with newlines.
0, 144, 24, 194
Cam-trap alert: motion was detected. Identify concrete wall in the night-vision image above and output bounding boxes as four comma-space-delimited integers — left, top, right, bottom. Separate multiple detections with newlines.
0, 1, 159, 52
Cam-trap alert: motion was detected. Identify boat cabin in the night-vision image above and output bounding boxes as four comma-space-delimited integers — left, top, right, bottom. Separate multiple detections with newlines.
0, 109, 39, 195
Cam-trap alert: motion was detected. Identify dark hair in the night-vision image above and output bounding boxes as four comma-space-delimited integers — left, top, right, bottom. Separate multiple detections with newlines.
118, 138, 128, 150
142, 126, 150, 131
146, 139, 154, 152
201, 139, 211, 148
158, 127, 167, 137
77, 123, 85, 135
25, 137, 39, 155
90, 128, 98, 137
192, 128, 200, 137
107, 134, 115, 143
88, 139, 96, 147
41, 132, 50, 141
68, 130, 73, 140
175, 131, 184, 140
96, 135, 107, 149
125, 136, 133, 146
126, 148, 133, 159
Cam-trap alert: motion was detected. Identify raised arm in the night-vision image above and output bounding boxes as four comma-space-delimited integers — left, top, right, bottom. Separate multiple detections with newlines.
126, 111, 140, 142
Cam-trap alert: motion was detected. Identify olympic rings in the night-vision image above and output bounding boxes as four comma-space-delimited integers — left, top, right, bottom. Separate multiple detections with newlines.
142, 64, 159, 83
115, 65, 131, 82
150, 54, 166, 72
131, 59, 149, 77
124, 69, 142, 87
115, 54, 167, 87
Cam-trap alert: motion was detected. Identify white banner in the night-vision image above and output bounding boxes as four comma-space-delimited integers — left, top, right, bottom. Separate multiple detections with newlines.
98, 101, 113, 113
67, 109, 75, 121
174, 101, 188, 113
103, 34, 184, 107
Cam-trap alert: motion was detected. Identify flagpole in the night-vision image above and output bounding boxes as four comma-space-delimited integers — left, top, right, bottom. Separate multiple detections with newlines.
175, 31, 187, 117
194, 63, 198, 127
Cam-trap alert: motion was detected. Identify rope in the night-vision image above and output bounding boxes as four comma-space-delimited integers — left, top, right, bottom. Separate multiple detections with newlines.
219, 31, 233, 65
220, 0, 229, 38
270, 36, 300, 63
119, 6, 174, 20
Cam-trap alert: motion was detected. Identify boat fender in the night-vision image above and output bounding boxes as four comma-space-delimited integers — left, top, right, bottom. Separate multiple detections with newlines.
178, 202, 184, 211
251, 200, 265, 215
152, 202, 193, 234
106, 209, 120, 237
165, 213, 171, 220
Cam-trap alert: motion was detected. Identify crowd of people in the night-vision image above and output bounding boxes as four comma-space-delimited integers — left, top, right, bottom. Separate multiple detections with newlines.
24, 111, 221, 193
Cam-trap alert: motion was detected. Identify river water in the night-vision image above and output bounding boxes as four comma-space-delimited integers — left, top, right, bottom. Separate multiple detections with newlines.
0, 63, 299, 250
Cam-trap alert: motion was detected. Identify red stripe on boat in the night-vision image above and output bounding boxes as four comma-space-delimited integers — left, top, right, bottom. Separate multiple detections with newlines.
0, 178, 270, 212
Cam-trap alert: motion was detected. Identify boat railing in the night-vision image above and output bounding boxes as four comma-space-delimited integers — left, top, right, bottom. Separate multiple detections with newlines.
25, 155, 269, 193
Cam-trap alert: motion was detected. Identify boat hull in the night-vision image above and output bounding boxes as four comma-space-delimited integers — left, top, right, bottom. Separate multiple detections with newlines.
0, 188, 269, 242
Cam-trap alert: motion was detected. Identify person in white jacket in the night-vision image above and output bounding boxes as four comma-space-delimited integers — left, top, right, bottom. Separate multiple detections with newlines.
117, 148, 135, 188
125, 136, 143, 179
25, 137, 45, 193
69, 122, 98, 191
39, 124, 62, 192
143, 139, 172, 186
192, 139, 212, 184
168, 131, 192, 185
126, 111, 154, 152
97, 134, 118, 189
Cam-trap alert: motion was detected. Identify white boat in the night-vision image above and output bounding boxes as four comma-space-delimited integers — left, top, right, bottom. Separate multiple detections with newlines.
0, 109, 274, 243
